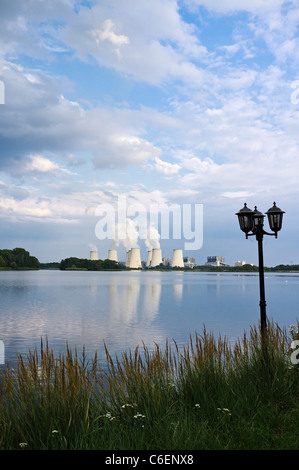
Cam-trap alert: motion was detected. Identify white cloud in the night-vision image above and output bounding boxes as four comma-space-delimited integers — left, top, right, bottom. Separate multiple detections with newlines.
89, 19, 130, 46
221, 191, 258, 199
186, 0, 286, 14
0, 196, 53, 218
245, 4, 299, 63
0, 184, 111, 223
150, 157, 181, 176
93, 135, 161, 168
0, 0, 298, 263
24, 155, 73, 175
56, 0, 210, 86
0, 0, 74, 59
0, 60, 162, 172
186, 0, 299, 66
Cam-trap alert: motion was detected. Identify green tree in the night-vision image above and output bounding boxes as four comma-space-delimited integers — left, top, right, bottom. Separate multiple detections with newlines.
0, 248, 39, 269
60, 257, 122, 271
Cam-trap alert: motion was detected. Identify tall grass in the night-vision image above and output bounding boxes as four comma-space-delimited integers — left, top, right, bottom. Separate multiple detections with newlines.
0, 321, 298, 450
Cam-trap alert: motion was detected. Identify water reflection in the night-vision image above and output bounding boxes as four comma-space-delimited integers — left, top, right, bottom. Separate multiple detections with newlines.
142, 283, 162, 321
173, 283, 183, 302
0, 271, 298, 368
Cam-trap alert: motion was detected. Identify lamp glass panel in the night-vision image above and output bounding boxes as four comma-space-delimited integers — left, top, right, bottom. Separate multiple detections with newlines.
268, 212, 283, 232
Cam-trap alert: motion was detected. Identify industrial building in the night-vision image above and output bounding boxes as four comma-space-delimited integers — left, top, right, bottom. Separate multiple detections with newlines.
205, 256, 226, 267
184, 257, 195, 268
162, 257, 171, 266
235, 260, 246, 267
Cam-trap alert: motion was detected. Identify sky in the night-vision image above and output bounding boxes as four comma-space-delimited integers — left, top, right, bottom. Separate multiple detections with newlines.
0, 0, 299, 266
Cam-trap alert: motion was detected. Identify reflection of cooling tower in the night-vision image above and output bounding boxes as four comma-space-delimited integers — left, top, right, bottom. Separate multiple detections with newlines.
172, 249, 184, 267
129, 247, 142, 269
173, 283, 183, 301
90, 250, 98, 261
108, 249, 118, 262
142, 283, 162, 321
125, 250, 131, 267
146, 250, 152, 267
151, 248, 162, 267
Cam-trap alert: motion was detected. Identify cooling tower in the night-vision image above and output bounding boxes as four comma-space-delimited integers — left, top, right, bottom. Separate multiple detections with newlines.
129, 247, 142, 269
151, 248, 162, 267
108, 249, 118, 262
146, 250, 152, 267
125, 249, 131, 268
172, 249, 184, 268
90, 250, 98, 261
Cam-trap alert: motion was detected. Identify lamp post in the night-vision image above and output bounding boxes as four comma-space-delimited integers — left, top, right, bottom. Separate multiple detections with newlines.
236, 202, 285, 336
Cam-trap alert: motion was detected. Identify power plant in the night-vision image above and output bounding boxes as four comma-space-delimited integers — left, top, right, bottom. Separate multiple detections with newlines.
171, 249, 184, 268
90, 246, 190, 269
146, 250, 152, 267
90, 250, 98, 261
129, 248, 142, 269
125, 248, 142, 269
125, 247, 187, 268
125, 250, 131, 267
151, 248, 163, 267
89, 214, 197, 269
108, 249, 118, 262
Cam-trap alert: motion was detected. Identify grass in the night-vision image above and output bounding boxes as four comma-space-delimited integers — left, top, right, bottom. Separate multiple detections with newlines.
0, 321, 298, 450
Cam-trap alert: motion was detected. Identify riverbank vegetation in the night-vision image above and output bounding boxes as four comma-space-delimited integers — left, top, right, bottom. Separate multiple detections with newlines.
151, 263, 259, 272
1, 247, 299, 273
59, 257, 123, 271
0, 248, 39, 270
145, 263, 299, 272
0, 321, 298, 450
192, 264, 299, 273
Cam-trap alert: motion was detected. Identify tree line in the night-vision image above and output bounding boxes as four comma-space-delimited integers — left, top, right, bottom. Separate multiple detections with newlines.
0, 248, 40, 269
1, 247, 298, 273
192, 264, 299, 272
265, 264, 299, 272
59, 257, 123, 271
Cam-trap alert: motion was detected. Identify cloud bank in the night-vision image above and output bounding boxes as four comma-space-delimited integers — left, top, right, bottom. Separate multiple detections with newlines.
0, 0, 298, 264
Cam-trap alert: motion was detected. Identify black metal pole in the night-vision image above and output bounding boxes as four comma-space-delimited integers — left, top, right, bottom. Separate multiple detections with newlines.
256, 226, 267, 336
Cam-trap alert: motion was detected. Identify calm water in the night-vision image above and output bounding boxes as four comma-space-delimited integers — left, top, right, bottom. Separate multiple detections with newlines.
0, 270, 298, 367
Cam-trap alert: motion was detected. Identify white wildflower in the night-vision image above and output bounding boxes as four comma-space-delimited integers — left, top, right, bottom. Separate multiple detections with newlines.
217, 407, 231, 416
19, 442, 28, 448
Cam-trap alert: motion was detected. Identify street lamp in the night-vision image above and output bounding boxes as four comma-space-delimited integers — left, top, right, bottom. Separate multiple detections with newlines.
236, 202, 285, 336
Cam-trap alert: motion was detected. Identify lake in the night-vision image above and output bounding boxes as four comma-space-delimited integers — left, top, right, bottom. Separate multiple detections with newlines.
0, 270, 298, 368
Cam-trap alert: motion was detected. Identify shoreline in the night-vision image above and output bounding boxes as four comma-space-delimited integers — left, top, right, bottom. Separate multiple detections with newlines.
1, 266, 299, 273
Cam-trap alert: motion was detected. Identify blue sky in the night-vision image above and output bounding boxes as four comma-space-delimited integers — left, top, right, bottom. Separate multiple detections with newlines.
0, 0, 299, 265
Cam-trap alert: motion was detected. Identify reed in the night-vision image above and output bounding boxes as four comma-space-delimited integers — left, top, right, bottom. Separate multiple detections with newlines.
0, 321, 298, 450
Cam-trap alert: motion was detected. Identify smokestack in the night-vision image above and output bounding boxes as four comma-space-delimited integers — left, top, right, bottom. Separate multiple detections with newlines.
129, 247, 142, 269
108, 249, 118, 262
146, 250, 152, 267
90, 250, 98, 261
151, 248, 162, 267
172, 249, 184, 268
